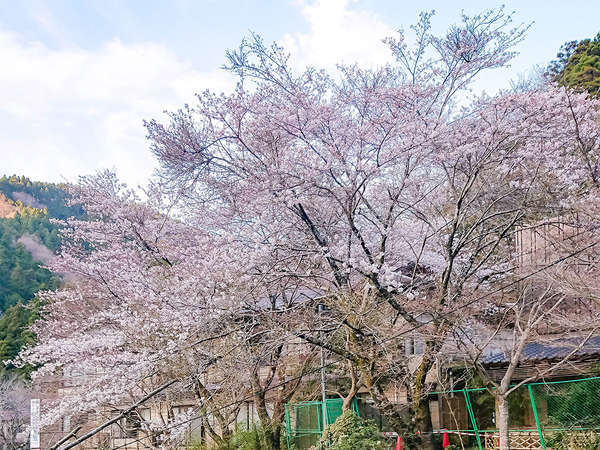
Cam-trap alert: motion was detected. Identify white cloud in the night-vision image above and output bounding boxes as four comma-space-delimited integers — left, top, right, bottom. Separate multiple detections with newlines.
0, 1, 397, 187
283, 0, 395, 69
0, 30, 234, 186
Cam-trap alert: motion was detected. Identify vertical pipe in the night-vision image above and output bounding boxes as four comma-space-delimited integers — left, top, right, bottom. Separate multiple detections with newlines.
246, 402, 250, 430
528, 385, 546, 450
463, 389, 483, 450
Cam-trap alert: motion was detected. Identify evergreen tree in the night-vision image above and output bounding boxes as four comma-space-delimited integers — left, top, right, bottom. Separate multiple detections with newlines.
548, 33, 600, 97
0, 300, 40, 376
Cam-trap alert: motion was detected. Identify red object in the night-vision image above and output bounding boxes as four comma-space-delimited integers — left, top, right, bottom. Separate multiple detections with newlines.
395, 436, 403, 450
442, 431, 451, 448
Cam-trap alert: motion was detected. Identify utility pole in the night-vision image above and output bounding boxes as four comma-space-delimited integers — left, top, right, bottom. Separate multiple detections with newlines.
318, 303, 328, 429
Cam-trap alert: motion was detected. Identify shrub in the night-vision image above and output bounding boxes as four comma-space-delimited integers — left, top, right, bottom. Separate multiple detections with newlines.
317, 410, 387, 450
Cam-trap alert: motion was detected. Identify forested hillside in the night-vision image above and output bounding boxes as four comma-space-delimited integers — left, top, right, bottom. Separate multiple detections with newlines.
0, 176, 82, 374
0, 175, 82, 220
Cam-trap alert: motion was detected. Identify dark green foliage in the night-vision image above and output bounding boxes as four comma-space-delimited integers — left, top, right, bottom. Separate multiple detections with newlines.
0, 206, 57, 376
0, 300, 41, 376
546, 40, 579, 80
548, 33, 600, 97
227, 426, 264, 450
0, 174, 84, 312
189, 424, 283, 450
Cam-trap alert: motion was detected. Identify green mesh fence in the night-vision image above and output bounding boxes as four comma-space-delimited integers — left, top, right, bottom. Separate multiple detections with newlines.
431, 376, 600, 449
284, 378, 600, 449
531, 377, 600, 449
284, 398, 358, 450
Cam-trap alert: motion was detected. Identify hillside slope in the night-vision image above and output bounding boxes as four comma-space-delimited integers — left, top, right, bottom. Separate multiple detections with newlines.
0, 175, 82, 375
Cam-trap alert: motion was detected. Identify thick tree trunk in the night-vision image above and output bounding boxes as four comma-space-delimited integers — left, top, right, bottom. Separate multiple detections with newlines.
366, 382, 417, 447
262, 406, 284, 450
342, 394, 354, 412
252, 377, 285, 450
414, 396, 435, 450
358, 358, 421, 447
342, 361, 359, 412
497, 395, 510, 450
193, 380, 233, 443
199, 417, 225, 448
254, 394, 277, 450
264, 424, 281, 450
412, 347, 435, 450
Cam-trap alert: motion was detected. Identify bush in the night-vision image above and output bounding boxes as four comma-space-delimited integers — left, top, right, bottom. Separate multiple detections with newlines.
188, 423, 285, 450
317, 410, 387, 450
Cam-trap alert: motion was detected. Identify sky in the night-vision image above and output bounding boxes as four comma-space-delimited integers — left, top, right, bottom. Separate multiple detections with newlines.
1, 0, 599, 187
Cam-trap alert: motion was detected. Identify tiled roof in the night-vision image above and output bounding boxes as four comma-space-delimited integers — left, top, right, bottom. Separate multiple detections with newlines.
483, 336, 600, 365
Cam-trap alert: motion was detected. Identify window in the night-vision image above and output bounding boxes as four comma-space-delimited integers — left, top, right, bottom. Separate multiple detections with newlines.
404, 337, 424, 355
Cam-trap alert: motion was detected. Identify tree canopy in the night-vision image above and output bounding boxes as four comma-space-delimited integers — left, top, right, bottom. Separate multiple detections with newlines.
548, 33, 600, 97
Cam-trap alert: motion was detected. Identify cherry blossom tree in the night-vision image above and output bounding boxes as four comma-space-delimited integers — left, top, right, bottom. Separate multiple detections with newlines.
15, 172, 316, 449
0, 376, 29, 450
16, 7, 600, 450
190, 295, 316, 450
144, 8, 600, 447
13, 172, 255, 447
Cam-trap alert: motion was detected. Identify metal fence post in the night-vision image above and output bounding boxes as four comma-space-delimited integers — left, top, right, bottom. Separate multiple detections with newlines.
284, 404, 292, 450
463, 389, 483, 450
527, 384, 546, 450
